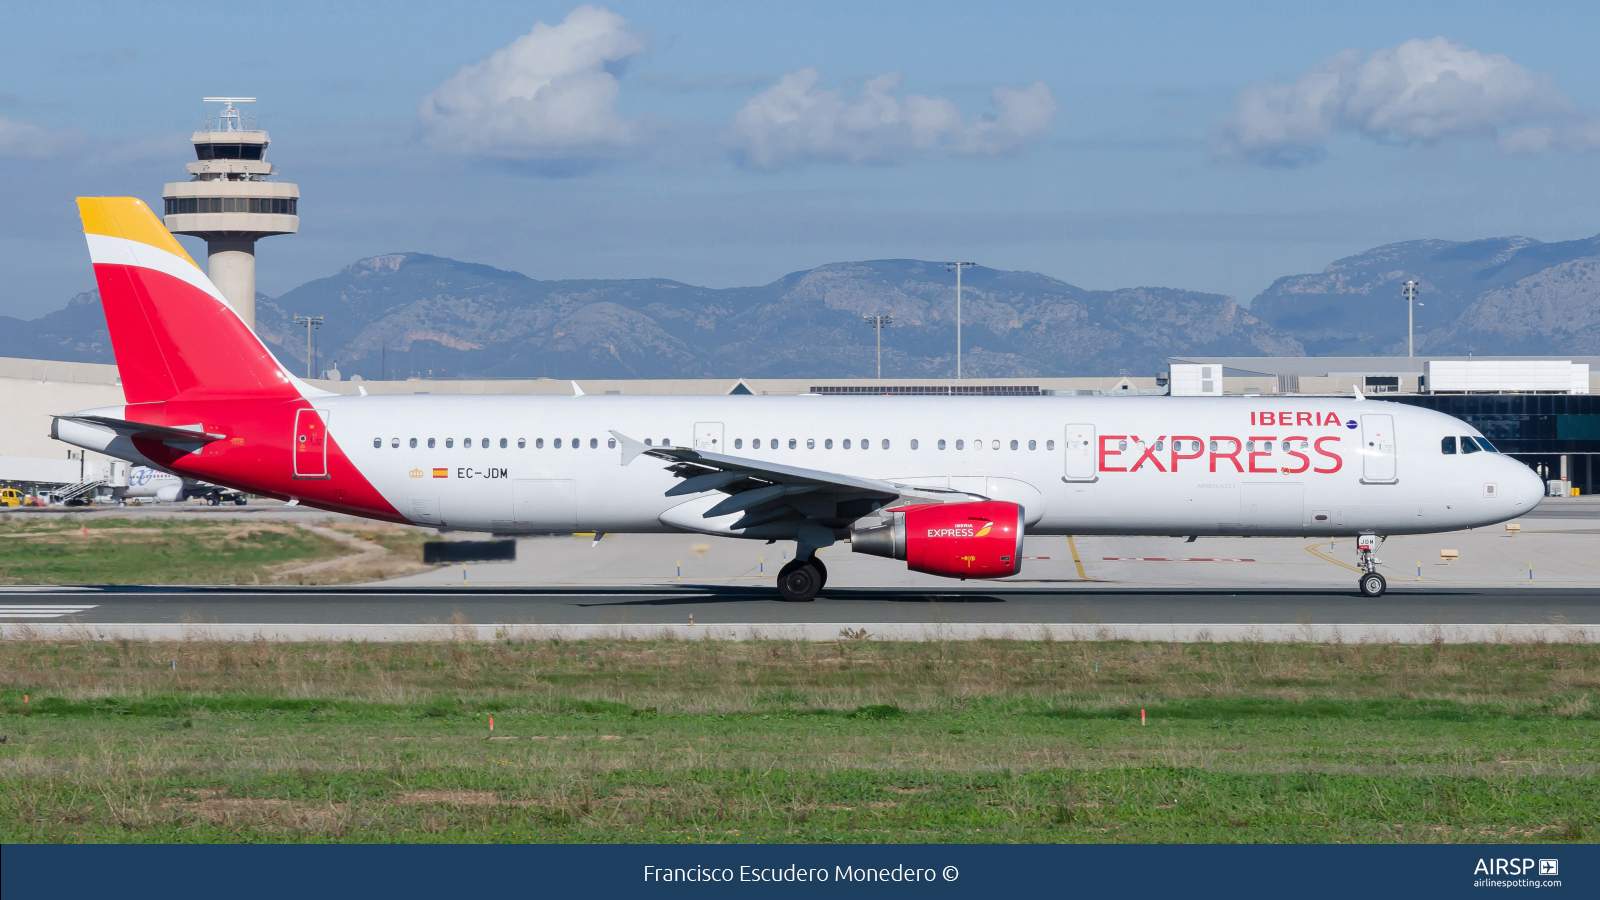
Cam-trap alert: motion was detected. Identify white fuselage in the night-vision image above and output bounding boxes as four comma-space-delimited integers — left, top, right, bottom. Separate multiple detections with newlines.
324, 394, 1542, 537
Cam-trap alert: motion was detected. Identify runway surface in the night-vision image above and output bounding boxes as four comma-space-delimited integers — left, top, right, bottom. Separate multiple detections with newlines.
4, 584, 1595, 625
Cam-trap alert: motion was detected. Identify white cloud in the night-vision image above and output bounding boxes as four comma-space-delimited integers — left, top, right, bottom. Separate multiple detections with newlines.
728, 69, 1057, 168
0, 115, 85, 159
1212, 37, 1600, 166
417, 4, 646, 159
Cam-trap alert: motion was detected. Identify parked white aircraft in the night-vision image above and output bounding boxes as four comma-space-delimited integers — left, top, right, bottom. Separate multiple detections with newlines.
51, 198, 1543, 599
117, 467, 246, 505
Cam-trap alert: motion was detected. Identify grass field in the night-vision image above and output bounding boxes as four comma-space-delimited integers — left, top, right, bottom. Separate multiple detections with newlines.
0, 515, 433, 585
1, 637, 1595, 843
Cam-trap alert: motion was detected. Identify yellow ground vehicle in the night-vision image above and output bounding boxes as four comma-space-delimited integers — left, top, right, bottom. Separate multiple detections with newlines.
1, 488, 25, 507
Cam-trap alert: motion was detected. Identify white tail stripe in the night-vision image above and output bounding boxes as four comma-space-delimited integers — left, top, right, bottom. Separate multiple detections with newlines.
84, 233, 224, 305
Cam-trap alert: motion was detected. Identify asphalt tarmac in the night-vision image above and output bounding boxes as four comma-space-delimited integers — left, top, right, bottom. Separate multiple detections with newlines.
3, 585, 1595, 625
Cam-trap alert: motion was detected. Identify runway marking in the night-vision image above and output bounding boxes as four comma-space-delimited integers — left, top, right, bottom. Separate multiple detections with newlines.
0, 605, 99, 619
1101, 557, 1256, 563
1306, 540, 1362, 573
1066, 536, 1088, 580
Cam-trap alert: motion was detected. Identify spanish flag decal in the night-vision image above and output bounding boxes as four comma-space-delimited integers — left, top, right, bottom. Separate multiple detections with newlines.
433, 468, 448, 478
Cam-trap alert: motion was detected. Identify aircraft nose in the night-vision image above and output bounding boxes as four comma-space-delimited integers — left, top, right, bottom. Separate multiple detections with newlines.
1506, 458, 1545, 512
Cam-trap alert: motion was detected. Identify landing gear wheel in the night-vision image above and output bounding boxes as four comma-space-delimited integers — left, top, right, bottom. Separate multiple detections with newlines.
1359, 572, 1387, 597
811, 558, 828, 591
776, 559, 823, 602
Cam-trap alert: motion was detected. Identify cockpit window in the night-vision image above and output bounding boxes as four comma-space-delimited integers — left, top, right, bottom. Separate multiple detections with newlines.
1441, 436, 1456, 455
1473, 436, 1497, 453
1460, 435, 1481, 454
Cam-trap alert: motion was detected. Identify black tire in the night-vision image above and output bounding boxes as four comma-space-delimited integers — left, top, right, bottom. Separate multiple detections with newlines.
234, 496, 247, 506
811, 557, 828, 591
1359, 572, 1387, 597
776, 559, 822, 602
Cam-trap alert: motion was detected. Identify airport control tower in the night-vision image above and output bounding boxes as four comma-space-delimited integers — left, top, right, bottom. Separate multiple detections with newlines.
161, 98, 298, 331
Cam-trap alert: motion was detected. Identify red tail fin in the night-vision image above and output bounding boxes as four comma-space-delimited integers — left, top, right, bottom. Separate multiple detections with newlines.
78, 197, 303, 404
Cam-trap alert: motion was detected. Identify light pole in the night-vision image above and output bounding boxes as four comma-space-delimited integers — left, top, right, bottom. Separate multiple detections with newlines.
946, 262, 976, 379
863, 315, 893, 378
293, 314, 323, 378
1402, 280, 1419, 358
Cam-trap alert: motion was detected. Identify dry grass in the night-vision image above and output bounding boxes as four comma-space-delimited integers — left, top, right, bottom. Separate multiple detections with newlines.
1, 636, 1595, 713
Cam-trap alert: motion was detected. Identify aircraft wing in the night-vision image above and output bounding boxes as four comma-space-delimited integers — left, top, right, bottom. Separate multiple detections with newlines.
611, 431, 972, 541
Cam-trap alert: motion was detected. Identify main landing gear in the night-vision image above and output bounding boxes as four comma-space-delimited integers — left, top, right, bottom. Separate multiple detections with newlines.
1356, 533, 1387, 597
776, 556, 828, 602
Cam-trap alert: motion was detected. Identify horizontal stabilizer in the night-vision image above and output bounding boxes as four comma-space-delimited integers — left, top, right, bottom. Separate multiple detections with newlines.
53, 414, 227, 445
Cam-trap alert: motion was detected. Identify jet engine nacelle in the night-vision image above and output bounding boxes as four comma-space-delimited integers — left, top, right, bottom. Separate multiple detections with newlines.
850, 500, 1024, 579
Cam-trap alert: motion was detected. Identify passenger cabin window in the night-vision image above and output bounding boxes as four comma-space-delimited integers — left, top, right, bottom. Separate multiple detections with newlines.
910, 439, 919, 450
482, 437, 489, 447
572, 437, 580, 449
824, 439, 832, 449
372, 438, 380, 448
955, 440, 964, 449
607, 438, 616, 448
1461, 436, 1481, 454
882, 439, 890, 449
751, 439, 759, 449
409, 438, 417, 448
1028, 440, 1036, 450
446, 438, 454, 448
589, 438, 598, 449
842, 439, 851, 449
554, 439, 562, 448
517, 438, 526, 449
1441, 437, 1456, 454
1047, 440, 1055, 450
536, 438, 543, 448
1010, 440, 1018, 450
464, 438, 473, 448
788, 439, 797, 449
938, 439, 946, 450
428, 438, 436, 449
500, 438, 508, 448
735, 439, 743, 449
806, 439, 815, 449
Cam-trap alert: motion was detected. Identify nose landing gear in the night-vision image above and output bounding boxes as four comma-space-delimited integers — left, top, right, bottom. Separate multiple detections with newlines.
1356, 533, 1387, 597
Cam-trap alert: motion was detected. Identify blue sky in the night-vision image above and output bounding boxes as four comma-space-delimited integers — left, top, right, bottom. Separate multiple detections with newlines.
2, 0, 1597, 318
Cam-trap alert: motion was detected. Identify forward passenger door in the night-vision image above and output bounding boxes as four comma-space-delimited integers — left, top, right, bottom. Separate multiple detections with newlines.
1360, 414, 1398, 484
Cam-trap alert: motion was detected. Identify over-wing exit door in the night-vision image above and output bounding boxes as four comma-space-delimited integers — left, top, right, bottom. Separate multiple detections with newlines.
293, 408, 329, 478
694, 422, 724, 453
1064, 424, 1096, 481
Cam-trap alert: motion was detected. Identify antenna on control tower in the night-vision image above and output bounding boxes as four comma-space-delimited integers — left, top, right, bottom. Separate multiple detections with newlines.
161, 98, 300, 332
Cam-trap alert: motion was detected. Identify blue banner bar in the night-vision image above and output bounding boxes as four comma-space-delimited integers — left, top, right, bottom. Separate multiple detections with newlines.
4, 844, 1594, 899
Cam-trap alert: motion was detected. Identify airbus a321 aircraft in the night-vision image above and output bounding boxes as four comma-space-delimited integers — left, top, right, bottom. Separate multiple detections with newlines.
52, 198, 1543, 600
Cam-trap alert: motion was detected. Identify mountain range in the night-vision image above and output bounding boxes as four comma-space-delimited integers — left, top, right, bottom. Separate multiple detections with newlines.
4, 231, 1597, 379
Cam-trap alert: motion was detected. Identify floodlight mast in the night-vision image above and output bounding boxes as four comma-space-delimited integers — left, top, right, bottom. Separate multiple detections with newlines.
946, 262, 976, 379
1402, 280, 1420, 357
863, 315, 893, 378
293, 314, 324, 378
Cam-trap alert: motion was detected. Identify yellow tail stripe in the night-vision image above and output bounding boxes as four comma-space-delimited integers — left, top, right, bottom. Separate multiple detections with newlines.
76, 197, 198, 269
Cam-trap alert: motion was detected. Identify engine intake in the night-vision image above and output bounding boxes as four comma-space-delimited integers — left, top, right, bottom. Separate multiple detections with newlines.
851, 500, 1024, 579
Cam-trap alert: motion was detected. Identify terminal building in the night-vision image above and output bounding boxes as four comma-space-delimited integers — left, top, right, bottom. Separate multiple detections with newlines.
1169, 356, 1598, 497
